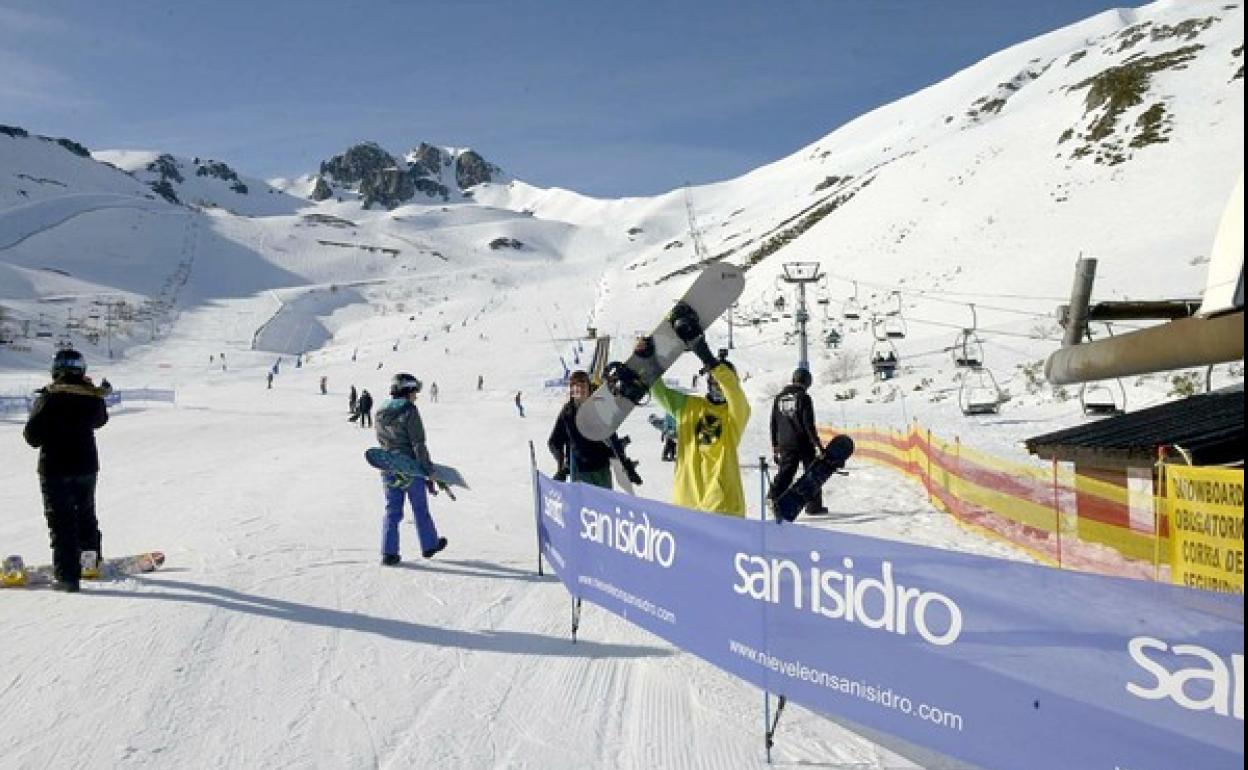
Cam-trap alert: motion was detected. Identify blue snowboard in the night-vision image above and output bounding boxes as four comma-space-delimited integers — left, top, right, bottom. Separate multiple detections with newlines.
364, 447, 469, 491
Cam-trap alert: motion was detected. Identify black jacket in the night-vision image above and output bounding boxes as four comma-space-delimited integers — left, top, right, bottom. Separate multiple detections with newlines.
548, 400, 620, 473
770, 385, 821, 452
23, 378, 110, 477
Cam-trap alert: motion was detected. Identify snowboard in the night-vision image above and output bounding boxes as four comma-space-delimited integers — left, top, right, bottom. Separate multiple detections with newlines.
1, 551, 165, 589
772, 435, 855, 522
364, 447, 469, 493
576, 263, 745, 441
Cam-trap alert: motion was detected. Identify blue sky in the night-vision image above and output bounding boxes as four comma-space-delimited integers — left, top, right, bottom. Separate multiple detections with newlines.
2, 0, 1123, 198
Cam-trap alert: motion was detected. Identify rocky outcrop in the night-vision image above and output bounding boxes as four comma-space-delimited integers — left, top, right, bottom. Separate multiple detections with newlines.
320, 142, 398, 186
313, 141, 501, 208
455, 150, 497, 188
309, 176, 333, 201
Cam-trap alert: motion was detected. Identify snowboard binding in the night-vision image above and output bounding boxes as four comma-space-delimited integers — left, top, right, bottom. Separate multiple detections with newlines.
667, 302, 704, 344
604, 361, 650, 404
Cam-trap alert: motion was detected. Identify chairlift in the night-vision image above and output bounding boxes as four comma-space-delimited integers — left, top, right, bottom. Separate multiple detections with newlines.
870, 339, 900, 380
842, 281, 863, 321
951, 304, 985, 368
885, 291, 903, 317
1080, 380, 1126, 417
958, 367, 1005, 416
882, 316, 907, 339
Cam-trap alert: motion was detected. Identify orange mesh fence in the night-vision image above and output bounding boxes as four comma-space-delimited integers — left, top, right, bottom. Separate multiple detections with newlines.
822, 424, 1168, 580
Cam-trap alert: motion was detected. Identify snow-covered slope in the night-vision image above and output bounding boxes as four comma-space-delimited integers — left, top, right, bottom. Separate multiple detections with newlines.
0, 2, 1243, 767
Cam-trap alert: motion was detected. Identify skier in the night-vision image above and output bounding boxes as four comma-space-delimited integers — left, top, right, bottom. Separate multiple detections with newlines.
477, 374, 483, 391
429, 382, 438, 403
768, 368, 828, 517
266, 370, 274, 389
514, 391, 525, 418
22, 349, 111, 592
375, 373, 446, 564
650, 334, 750, 517
319, 375, 328, 395
356, 389, 374, 428
348, 385, 358, 415
548, 370, 641, 490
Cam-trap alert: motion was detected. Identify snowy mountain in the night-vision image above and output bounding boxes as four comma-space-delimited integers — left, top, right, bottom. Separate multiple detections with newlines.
0, 4, 1243, 766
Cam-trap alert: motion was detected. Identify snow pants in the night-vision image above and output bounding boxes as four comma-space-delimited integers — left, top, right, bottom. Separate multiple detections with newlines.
40, 473, 102, 585
381, 474, 440, 557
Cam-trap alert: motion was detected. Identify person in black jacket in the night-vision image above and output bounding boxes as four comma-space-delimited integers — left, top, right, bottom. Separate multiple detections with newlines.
22, 349, 111, 592
356, 389, 373, 428
548, 370, 641, 489
768, 367, 828, 516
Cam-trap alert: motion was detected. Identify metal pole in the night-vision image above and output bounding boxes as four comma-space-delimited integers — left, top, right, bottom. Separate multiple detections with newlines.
528, 440, 544, 576
796, 283, 809, 370
1060, 257, 1097, 348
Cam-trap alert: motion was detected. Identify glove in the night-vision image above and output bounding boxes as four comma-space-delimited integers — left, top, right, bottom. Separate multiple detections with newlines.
425, 479, 438, 495
554, 465, 570, 482
622, 458, 642, 486
689, 337, 719, 371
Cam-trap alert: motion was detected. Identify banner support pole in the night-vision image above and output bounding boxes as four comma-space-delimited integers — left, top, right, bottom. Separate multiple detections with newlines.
528, 440, 543, 576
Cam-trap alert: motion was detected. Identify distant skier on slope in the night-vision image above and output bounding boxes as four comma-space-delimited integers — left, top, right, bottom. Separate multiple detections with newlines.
375, 373, 446, 564
548, 370, 641, 490
22, 349, 111, 592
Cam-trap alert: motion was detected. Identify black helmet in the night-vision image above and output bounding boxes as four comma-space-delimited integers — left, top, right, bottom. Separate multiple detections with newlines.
51, 348, 87, 380
792, 367, 812, 388
389, 372, 422, 397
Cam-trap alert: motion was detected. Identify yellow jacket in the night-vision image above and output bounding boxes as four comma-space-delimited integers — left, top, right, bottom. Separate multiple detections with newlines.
651, 363, 750, 516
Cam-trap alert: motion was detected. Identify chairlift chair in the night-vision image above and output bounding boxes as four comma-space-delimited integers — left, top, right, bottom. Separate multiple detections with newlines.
883, 316, 907, 339
1080, 381, 1126, 417
870, 339, 900, 380
958, 367, 1004, 416
842, 281, 863, 320
952, 305, 985, 368
885, 291, 903, 317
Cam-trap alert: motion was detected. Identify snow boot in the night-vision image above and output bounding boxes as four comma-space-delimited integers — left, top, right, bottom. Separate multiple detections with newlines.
422, 537, 448, 559
380, 553, 401, 567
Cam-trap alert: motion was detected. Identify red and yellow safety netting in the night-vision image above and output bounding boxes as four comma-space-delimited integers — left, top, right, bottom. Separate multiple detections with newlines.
822, 424, 1174, 581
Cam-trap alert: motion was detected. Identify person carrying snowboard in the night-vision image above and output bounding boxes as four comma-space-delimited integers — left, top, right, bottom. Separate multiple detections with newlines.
650, 321, 750, 516
356, 389, 373, 428
375, 373, 446, 564
548, 370, 641, 490
768, 367, 829, 517
22, 349, 111, 592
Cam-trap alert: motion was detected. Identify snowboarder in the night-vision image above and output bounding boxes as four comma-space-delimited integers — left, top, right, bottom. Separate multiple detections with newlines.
266, 371, 273, 389
477, 374, 483, 391
429, 382, 438, 403
319, 375, 328, 395
514, 391, 525, 418
548, 370, 641, 490
349, 385, 358, 415
22, 349, 111, 592
650, 339, 750, 517
375, 373, 446, 564
356, 389, 374, 428
768, 368, 828, 516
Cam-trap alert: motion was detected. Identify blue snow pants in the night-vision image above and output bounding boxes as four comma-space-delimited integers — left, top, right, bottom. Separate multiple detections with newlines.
381, 474, 440, 557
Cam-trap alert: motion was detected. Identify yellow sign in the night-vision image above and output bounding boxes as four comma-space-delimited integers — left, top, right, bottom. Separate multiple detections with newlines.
1166, 465, 1244, 594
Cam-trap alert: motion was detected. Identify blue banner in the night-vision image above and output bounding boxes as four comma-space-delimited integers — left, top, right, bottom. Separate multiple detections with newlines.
536, 473, 1243, 770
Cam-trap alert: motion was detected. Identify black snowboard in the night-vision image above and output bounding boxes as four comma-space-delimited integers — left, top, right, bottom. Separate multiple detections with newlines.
772, 435, 855, 522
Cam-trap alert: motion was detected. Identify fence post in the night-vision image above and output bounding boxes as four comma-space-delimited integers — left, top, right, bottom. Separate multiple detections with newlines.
1052, 458, 1063, 569
1154, 446, 1166, 582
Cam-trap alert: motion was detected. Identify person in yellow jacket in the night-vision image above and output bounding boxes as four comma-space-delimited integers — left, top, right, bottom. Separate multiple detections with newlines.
649, 308, 750, 516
